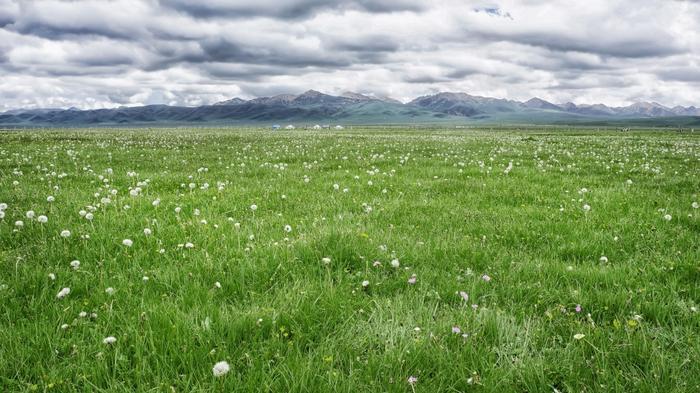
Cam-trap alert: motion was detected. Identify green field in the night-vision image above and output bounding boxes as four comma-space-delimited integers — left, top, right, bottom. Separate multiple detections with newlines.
0, 127, 698, 392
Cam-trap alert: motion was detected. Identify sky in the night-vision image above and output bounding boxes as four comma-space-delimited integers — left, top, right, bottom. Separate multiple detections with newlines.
1, 0, 699, 110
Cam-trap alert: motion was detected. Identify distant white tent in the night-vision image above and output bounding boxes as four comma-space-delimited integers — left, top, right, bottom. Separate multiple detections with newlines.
285, 124, 295, 130
335, 125, 344, 130
312, 124, 321, 129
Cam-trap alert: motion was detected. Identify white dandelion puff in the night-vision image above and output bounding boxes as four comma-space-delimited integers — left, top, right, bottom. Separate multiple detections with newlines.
103, 336, 117, 345
56, 287, 70, 299
212, 361, 230, 377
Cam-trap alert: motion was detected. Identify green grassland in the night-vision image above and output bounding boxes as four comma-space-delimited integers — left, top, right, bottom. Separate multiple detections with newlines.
0, 127, 698, 392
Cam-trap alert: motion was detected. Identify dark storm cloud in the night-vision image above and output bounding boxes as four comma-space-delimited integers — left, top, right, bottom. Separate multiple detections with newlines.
403, 74, 452, 84
445, 68, 482, 79
0, 1, 18, 27
159, 0, 424, 19
4, 2, 146, 41
0, 13, 14, 28
546, 76, 637, 90
470, 30, 683, 59
197, 38, 351, 68
11, 22, 131, 40
656, 67, 700, 82
200, 64, 299, 80
66, 51, 135, 67
327, 35, 400, 53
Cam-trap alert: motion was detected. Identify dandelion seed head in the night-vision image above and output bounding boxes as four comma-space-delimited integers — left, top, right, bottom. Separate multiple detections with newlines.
212, 361, 230, 377
459, 291, 469, 302
56, 287, 70, 299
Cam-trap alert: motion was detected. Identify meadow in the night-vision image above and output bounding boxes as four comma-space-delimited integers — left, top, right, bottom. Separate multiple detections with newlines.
0, 126, 698, 392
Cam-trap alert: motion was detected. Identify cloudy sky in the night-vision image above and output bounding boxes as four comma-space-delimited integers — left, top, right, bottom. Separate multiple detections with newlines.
1, 0, 699, 110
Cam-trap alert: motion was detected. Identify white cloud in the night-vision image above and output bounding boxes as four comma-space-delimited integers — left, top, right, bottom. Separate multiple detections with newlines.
0, 0, 699, 109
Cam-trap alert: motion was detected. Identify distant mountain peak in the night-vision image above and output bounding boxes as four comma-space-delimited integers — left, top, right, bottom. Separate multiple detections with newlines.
523, 97, 560, 110
249, 93, 296, 105
298, 89, 324, 97
214, 97, 246, 106
341, 91, 402, 104
292, 90, 352, 106
341, 91, 373, 101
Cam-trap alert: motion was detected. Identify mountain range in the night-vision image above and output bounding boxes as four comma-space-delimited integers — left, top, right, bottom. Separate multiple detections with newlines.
1, 90, 699, 126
